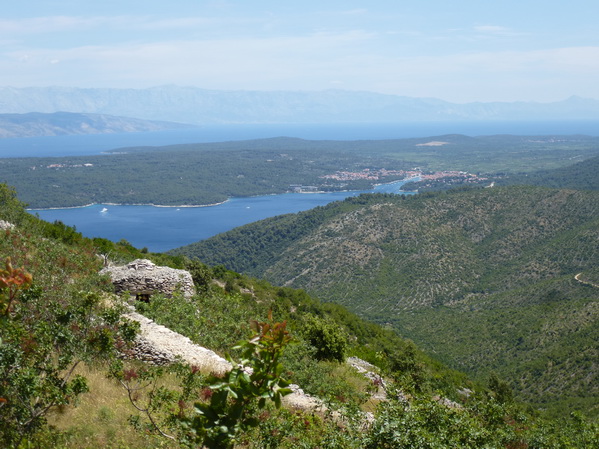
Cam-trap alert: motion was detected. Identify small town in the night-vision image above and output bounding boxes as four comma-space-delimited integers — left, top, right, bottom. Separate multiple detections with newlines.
320, 168, 419, 181
320, 168, 488, 185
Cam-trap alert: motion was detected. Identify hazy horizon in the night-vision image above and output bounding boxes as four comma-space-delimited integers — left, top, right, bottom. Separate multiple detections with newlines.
2, 1, 598, 103
1, 85, 597, 105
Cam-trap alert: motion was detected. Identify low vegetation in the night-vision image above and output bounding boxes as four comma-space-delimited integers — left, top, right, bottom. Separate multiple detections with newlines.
2, 181, 598, 447
173, 185, 599, 418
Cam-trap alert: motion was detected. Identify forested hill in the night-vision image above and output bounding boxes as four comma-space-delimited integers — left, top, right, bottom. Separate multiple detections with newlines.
2, 133, 599, 208
171, 186, 599, 304
3, 181, 598, 446
171, 185, 599, 416
499, 154, 599, 191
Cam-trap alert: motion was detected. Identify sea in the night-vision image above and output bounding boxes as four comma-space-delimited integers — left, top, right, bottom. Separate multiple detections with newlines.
15, 120, 599, 252
30, 181, 414, 253
2, 120, 599, 158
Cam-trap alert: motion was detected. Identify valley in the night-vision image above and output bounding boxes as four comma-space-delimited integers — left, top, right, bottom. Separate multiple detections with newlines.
3, 1, 599, 446
2, 130, 599, 447
172, 185, 599, 417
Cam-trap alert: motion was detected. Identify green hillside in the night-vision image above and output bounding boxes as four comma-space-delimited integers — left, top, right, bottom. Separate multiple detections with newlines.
499, 154, 599, 191
3, 182, 598, 447
403, 152, 599, 193
172, 186, 599, 416
2, 133, 599, 208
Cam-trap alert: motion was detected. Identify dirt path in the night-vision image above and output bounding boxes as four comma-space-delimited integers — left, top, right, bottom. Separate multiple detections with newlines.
574, 273, 599, 289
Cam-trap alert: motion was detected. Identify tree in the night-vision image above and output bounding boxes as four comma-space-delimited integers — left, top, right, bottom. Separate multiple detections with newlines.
302, 315, 348, 362
0, 256, 137, 448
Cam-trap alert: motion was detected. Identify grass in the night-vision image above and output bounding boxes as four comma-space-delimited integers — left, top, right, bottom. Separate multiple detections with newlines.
48, 364, 181, 449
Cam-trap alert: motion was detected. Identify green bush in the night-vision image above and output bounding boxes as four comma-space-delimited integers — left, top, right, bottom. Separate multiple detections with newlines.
301, 316, 348, 362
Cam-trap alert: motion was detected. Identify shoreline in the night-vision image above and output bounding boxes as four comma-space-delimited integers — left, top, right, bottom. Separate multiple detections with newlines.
27, 199, 230, 211
26, 177, 418, 211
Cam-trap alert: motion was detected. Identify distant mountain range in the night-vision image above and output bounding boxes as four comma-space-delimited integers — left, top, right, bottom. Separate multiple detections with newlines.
1, 86, 598, 125
0, 111, 192, 138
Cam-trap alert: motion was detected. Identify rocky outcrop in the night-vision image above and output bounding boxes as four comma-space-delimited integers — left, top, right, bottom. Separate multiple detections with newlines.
101, 259, 195, 299
347, 356, 388, 401
282, 384, 329, 413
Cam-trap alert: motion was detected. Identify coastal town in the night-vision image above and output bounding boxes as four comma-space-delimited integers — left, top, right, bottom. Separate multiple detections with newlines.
29, 162, 95, 170
318, 167, 488, 190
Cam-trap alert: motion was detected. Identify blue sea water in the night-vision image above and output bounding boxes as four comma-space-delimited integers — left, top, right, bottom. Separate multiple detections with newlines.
2, 120, 599, 158
15, 120, 599, 251
30, 180, 414, 253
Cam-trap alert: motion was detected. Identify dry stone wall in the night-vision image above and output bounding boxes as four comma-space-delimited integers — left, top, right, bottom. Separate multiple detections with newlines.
124, 306, 231, 375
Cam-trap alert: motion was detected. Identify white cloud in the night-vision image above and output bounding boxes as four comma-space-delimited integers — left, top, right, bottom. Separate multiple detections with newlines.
0, 30, 375, 86
0, 14, 259, 38
1, 19, 597, 102
472, 25, 527, 38
0, 16, 104, 35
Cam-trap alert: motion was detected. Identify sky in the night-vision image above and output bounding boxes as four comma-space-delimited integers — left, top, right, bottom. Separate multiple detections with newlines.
1, 0, 598, 103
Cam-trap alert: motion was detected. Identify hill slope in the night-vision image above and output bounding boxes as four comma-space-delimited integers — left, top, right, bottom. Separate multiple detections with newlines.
3, 181, 598, 446
171, 186, 599, 415
499, 154, 599, 191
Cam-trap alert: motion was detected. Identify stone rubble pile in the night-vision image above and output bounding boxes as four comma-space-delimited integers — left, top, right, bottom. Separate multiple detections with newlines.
101, 258, 337, 414
282, 384, 328, 413
123, 306, 331, 413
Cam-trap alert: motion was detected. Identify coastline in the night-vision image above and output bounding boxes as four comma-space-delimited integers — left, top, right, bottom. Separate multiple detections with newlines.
26, 176, 418, 211
27, 199, 230, 211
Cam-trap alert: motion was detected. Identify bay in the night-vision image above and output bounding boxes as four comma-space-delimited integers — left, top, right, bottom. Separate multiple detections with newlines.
15, 119, 599, 252
30, 180, 415, 253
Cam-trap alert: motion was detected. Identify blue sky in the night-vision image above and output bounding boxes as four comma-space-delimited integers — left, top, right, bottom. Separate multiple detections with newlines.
1, 1, 598, 102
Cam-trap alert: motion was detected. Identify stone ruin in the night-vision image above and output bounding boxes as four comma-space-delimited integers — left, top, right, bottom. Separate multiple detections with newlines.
100, 259, 195, 300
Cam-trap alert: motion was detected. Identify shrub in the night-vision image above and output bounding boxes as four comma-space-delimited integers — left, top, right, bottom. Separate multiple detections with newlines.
301, 316, 348, 362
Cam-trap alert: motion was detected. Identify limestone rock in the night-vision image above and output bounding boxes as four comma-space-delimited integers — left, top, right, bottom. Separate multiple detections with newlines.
101, 259, 195, 299
123, 307, 230, 375
0, 220, 15, 230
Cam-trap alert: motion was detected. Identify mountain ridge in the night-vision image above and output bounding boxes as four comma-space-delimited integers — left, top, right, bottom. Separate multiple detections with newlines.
0, 111, 192, 138
1, 86, 599, 124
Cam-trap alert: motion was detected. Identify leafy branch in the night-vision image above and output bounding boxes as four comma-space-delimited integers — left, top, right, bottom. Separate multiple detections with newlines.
115, 314, 292, 449
0, 257, 32, 317
189, 315, 292, 448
